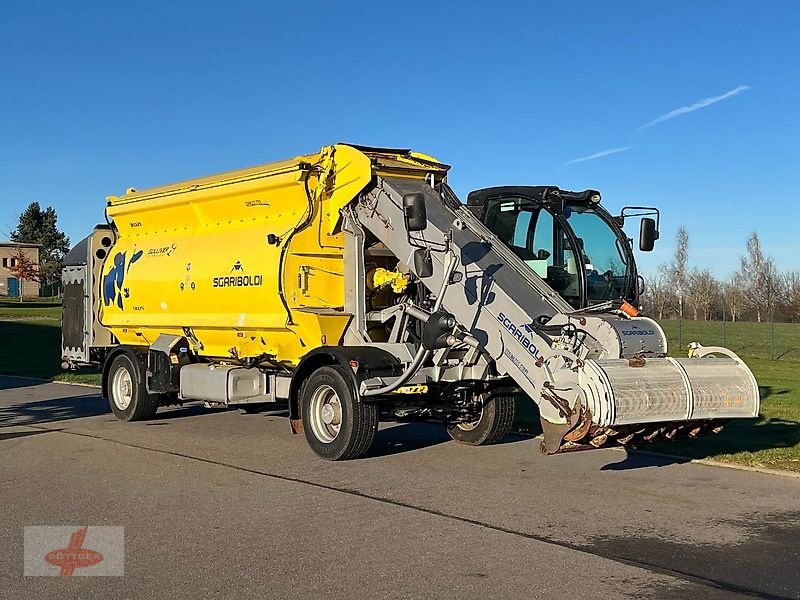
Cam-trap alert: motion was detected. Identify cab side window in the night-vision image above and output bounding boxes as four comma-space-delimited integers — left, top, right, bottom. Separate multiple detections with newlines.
512, 210, 532, 250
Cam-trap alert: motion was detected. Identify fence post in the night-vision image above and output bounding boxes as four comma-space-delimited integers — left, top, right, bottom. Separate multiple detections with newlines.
722, 302, 727, 346
771, 308, 776, 360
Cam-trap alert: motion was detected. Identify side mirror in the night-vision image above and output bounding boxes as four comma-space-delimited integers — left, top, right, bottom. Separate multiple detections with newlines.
403, 193, 428, 232
413, 248, 433, 278
639, 217, 659, 252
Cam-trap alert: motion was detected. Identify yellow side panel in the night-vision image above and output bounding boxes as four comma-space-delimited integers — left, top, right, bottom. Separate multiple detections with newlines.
101, 167, 316, 363
98, 144, 448, 365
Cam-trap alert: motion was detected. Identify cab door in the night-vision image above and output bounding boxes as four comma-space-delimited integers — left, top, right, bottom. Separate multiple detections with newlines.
480, 197, 582, 308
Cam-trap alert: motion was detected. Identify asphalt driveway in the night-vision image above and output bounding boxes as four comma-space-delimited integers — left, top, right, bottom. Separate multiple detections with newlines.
1, 376, 798, 599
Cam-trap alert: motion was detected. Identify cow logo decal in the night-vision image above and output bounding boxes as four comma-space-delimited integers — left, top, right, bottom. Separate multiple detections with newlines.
102, 250, 143, 309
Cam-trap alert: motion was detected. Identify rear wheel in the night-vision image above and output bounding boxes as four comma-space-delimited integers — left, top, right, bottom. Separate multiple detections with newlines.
300, 365, 378, 460
447, 394, 516, 446
107, 352, 159, 421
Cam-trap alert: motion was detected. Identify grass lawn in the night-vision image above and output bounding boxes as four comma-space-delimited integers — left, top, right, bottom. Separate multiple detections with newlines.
0, 302, 101, 385
1, 303, 798, 471
0, 299, 62, 319
658, 318, 800, 362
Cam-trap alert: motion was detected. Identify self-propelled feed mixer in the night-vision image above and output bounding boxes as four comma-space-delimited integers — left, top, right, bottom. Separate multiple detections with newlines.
62, 144, 759, 459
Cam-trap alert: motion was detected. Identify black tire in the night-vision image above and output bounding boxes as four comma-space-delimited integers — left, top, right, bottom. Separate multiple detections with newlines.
300, 365, 378, 460
107, 352, 159, 422
447, 394, 516, 446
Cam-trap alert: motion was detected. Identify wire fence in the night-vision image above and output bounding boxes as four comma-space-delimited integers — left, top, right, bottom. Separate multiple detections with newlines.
658, 316, 799, 362
38, 276, 62, 298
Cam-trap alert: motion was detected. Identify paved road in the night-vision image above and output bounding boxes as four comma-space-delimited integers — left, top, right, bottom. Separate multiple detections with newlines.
1, 376, 798, 599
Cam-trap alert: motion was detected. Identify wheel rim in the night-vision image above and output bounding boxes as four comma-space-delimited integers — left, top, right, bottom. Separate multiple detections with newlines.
457, 404, 484, 431
111, 365, 133, 411
308, 384, 342, 443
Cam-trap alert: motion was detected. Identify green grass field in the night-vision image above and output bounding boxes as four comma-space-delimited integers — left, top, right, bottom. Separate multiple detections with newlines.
0, 301, 101, 385
0, 299, 61, 319
658, 318, 800, 362
1, 303, 798, 471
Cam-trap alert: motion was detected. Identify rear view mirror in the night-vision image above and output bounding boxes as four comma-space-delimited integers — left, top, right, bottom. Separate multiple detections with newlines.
413, 248, 433, 278
403, 193, 428, 232
639, 217, 659, 252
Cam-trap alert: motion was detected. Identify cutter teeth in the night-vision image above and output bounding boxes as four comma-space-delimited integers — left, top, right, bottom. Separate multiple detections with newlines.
552, 420, 728, 453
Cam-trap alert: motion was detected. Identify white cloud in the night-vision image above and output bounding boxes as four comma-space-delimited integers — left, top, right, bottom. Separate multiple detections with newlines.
563, 146, 634, 166
640, 85, 751, 129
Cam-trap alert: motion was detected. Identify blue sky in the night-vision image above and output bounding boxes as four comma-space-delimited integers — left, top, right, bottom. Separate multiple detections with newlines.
2, 1, 798, 277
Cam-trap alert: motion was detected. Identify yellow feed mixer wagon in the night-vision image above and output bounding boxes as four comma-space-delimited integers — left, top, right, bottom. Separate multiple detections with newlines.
61, 144, 759, 460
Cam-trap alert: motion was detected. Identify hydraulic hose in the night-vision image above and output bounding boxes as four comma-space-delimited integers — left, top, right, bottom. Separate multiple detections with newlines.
361, 250, 455, 397
277, 163, 317, 326
360, 345, 430, 397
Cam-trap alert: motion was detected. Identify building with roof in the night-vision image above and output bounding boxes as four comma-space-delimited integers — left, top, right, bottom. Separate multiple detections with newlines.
0, 241, 41, 297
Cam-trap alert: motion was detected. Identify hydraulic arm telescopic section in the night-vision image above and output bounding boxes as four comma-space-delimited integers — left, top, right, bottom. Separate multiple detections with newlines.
351, 175, 759, 453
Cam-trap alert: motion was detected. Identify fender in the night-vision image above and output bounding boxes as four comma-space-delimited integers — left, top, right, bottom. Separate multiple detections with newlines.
101, 346, 147, 399
287, 346, 403, 431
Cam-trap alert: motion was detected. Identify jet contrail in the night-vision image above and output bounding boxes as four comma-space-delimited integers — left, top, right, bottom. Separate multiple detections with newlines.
640, 85, 750, 129
563, 146, 634, 166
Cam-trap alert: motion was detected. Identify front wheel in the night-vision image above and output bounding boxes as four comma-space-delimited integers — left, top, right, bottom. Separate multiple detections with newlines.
447, 394, 516, 446
300, 365, 378, 460
107, 352, 159, 421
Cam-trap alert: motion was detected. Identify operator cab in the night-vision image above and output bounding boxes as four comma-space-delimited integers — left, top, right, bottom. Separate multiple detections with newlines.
467, 186, 657, 310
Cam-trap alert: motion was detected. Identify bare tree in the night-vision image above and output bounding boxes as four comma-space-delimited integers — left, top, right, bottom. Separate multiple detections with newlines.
688, 268, 718, 321
721, 274, 746, 322
784, 271, 800, 323
643, 267, 674, 319
667, 226, 689, 318
738, 232, 780, 322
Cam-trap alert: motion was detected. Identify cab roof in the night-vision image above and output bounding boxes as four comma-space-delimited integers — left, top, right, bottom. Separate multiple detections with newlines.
467, 186, 600, 208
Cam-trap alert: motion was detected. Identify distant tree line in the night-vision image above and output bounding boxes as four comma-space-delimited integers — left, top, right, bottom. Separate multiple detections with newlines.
641, 227, 799, 323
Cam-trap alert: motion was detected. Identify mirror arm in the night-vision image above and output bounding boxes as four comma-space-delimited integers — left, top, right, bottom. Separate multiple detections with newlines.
621, 205, 661, 231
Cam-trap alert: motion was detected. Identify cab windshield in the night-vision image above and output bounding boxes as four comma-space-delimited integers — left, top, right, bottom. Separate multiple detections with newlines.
563, 205, 630, 304
483, 199, 634, 308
